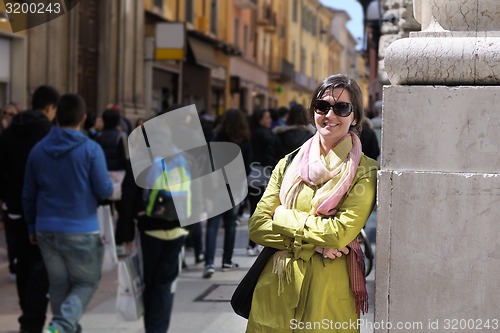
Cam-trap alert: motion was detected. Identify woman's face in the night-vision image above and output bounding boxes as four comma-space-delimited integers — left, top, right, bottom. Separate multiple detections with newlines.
1, 106, 17, 129
314, 88, 354, 151
259, 111, 272, 129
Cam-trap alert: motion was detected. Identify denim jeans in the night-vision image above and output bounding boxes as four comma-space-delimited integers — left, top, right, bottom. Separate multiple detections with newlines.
140, 232, 185, 333
37, 232, 103, 333
205, 206, 237, 266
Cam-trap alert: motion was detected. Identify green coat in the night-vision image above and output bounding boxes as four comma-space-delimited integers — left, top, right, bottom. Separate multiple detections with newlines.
246, 153, 378, 333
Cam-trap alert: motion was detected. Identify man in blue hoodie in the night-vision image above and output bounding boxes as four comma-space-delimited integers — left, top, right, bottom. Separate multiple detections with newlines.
23, 94, 113, 333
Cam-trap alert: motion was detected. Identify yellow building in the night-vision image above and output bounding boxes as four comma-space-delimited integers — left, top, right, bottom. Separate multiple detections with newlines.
145, 0, 355, 117
227, 0, 270, 114
0, 1, 145, 121
356, 53, 370, 112
268, 0, 346, 109
146, 0, 269, 117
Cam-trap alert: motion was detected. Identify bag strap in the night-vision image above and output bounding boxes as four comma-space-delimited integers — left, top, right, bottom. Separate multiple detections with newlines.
116, 131, 129, 160
283, 148, 300, 173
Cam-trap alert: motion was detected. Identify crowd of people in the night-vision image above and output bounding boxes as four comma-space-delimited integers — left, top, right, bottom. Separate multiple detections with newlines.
0, 73, 380, 333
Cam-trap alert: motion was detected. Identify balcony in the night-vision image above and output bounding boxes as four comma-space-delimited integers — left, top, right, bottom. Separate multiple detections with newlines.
308, 77, 317, 90
257, 5, 277, 32
233, 0, 257, 9
270, 59, 294, 82
294, 72, 308, 89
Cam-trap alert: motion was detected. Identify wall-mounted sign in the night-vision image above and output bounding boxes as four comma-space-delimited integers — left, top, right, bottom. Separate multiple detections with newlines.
155, 23, 186, 60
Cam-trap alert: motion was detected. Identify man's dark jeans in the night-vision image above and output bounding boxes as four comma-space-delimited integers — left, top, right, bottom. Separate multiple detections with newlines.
140, 232, 185, 333
11, 216, 49, 333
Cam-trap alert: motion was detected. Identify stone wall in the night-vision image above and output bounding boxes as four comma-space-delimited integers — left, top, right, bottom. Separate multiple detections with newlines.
376, 1, 500, 332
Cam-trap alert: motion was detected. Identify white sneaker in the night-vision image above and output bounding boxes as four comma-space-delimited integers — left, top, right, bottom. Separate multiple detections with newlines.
247, 245, 264, 256
203, 265, 215, 279
247, 246, 259, 256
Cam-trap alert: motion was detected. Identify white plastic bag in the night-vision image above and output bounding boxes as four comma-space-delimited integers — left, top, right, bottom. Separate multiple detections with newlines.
108, 170, 126, 201
116, 251, 144, 321
98, 205, 118, 272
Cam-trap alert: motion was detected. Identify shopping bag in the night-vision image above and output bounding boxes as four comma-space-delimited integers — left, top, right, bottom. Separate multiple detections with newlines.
116, 251, 144, 321
108, 170, 126, 201
98, 205, 118, 272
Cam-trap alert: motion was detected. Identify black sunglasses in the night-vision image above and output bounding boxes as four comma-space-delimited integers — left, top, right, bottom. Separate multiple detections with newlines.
313, 100, 354, 117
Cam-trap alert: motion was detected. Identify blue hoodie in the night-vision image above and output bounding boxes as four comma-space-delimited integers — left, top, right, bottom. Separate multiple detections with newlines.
23, 127, 113, 235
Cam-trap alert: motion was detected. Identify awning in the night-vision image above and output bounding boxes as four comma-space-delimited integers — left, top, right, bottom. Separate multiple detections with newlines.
188, 37, 218, 68
229, 57, 268, 88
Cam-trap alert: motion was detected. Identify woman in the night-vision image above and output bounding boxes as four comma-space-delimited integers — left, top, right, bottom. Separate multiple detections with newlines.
203, 109, 252, 278
247, 74, 378, 333
247, 109, 278, 256
273, 103, 315, 160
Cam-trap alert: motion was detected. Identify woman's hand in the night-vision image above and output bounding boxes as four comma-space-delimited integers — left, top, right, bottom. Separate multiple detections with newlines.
314, 246, 349, 260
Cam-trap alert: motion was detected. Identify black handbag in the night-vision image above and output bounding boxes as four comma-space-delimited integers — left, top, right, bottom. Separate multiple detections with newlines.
230, 246, 278, 319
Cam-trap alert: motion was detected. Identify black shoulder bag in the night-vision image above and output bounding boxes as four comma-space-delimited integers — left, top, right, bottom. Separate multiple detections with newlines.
230, 246, 278, 319
230, 150, 299, 319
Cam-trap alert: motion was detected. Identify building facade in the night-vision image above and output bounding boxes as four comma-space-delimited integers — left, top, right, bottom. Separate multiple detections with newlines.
0, 0, 145, 121
0, 0, 357, 120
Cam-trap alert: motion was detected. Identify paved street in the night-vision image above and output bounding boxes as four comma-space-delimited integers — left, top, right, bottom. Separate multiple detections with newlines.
0, 212, 376, 333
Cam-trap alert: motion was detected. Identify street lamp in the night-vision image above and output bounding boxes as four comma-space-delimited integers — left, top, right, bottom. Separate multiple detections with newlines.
366, 0, 381, 26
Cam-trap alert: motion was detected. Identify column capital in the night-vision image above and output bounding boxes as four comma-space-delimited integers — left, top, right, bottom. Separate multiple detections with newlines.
385, 0, 500, 85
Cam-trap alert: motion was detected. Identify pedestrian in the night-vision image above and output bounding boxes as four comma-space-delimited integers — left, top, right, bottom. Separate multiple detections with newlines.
246, 109, 278, 256
273, 103, 315, 160
246, 74, 378, 332
1, 103, 18, 134
82, 111, 100, 140
95, 108, 130, 255
23, 94, 113, 333
203, 109, 252, 278
360, 116, 380, 161
136, 119, 192, 332
106, 103, 133, 135
0, 85, 59, 333
1, 103, 20, 282
275, 106, 290, 128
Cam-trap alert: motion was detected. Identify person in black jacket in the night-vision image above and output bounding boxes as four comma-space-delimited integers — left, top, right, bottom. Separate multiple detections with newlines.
246, 109, 278, 256
273, 104, 315, 160
0, 85, 59, 333
360, 117, 380, 161
95, 108, 135, 255
203, 109, 252, 278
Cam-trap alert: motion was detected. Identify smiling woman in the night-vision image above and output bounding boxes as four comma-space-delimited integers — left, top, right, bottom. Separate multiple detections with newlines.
309, 74, 364, 152
246, 74, 378, 333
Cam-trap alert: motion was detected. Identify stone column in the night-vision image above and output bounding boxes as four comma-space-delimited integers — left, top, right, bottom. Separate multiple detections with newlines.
378, 0, 420, 84
376, 1, 500, 332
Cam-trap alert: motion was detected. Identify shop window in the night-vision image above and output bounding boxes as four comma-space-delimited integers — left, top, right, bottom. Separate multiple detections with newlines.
210, 0, 218, 35
186, 0, 193, 23
0, 82, 7, 107
154, 0, 163, 10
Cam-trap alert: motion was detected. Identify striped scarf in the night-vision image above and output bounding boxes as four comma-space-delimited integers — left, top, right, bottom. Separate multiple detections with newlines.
278, 132, 368, 315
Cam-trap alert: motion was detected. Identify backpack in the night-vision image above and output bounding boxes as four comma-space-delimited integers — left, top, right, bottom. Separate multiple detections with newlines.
143, 154, 191, 227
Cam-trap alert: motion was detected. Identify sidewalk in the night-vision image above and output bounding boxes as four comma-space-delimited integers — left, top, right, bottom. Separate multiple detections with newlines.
0, 214, 375, 333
